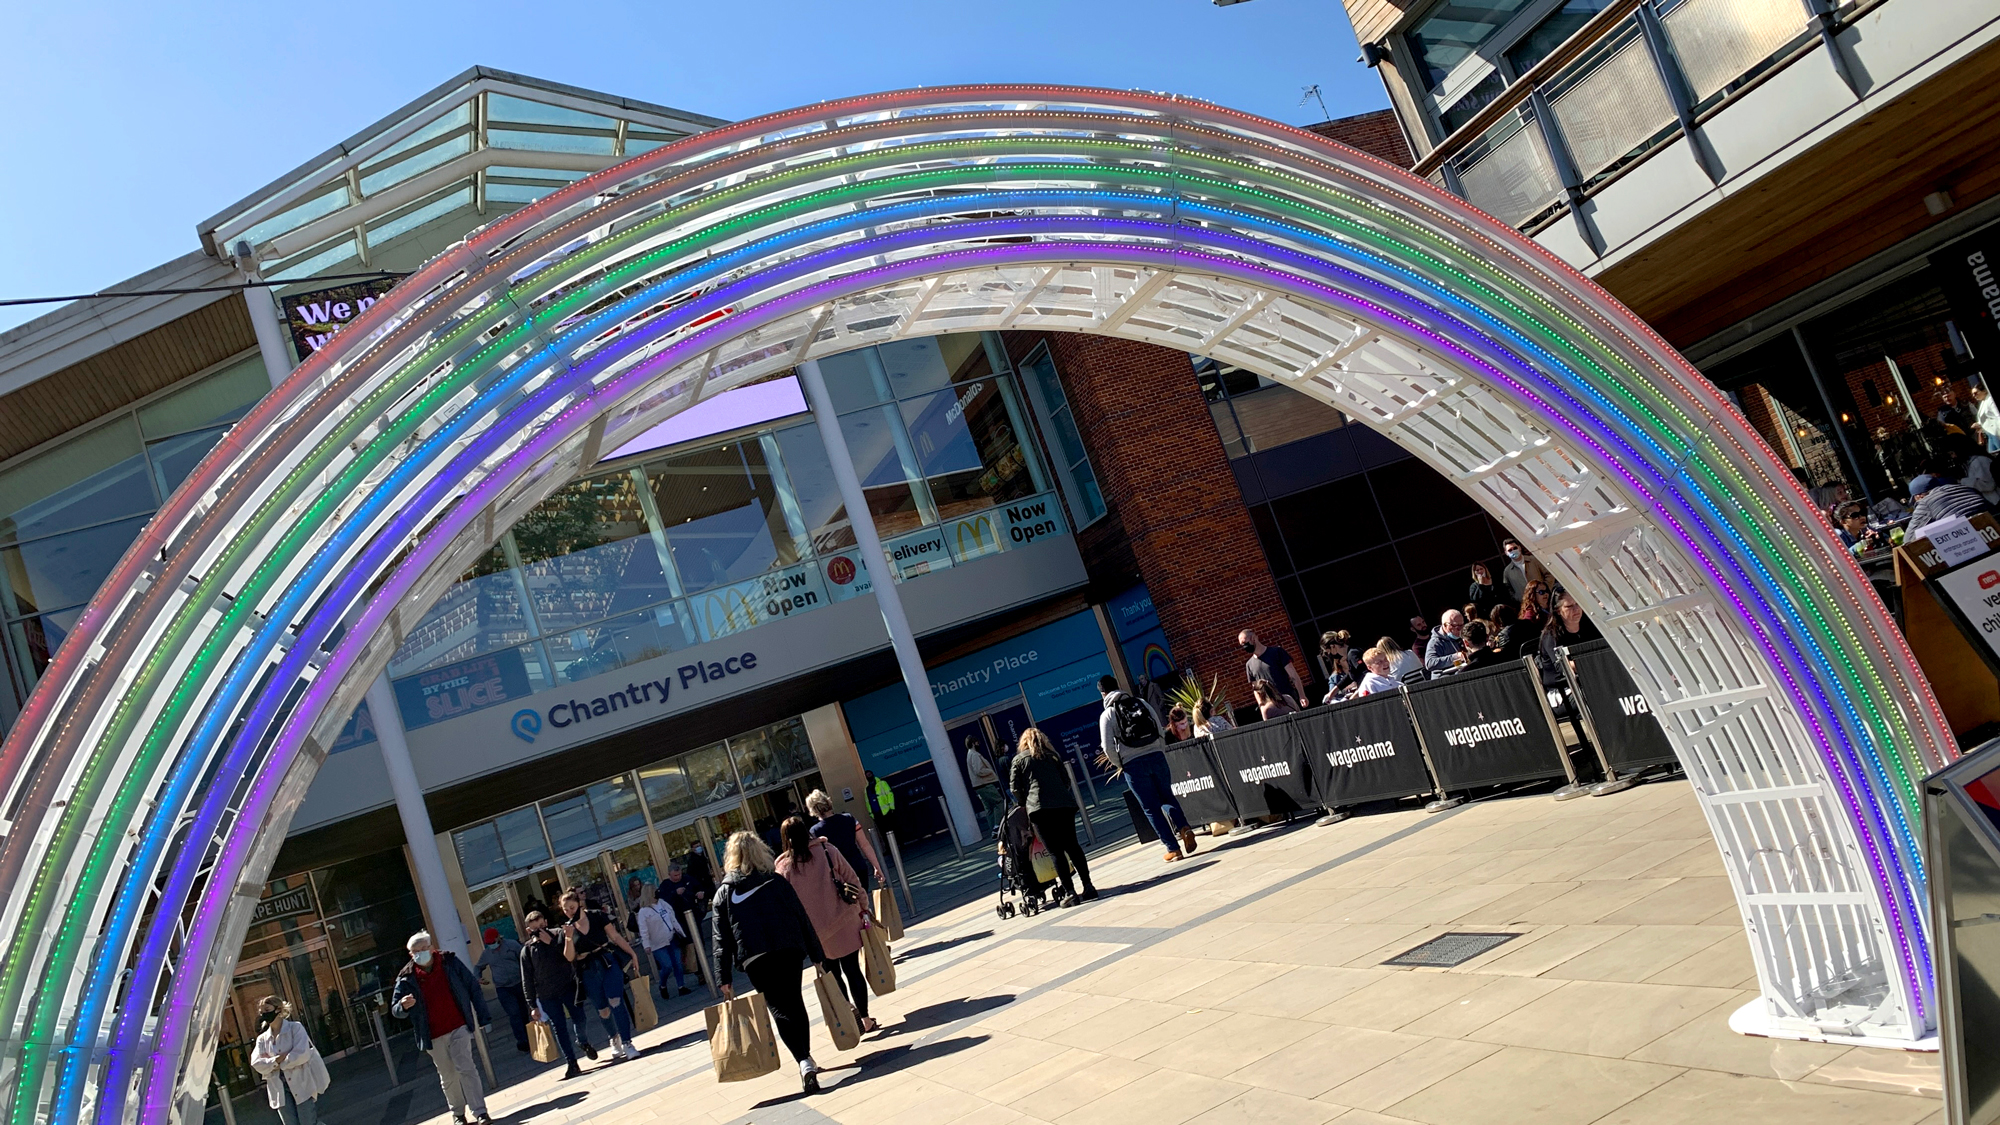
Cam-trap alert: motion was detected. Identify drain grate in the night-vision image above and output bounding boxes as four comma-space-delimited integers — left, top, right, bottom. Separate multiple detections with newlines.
1382, 931, 1519, 968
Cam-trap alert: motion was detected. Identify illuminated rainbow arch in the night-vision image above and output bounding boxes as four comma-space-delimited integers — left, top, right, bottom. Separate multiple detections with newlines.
0, 85, 1953, 1125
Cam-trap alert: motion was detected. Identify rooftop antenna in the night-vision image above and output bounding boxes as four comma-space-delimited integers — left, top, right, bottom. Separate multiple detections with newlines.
1300, 84, 1331, 122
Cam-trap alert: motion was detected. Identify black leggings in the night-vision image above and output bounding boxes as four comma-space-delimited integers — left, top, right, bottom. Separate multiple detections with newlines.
829, 951, 869, 1019
1029, 808, 1091, 894
745, 953, 813, 1062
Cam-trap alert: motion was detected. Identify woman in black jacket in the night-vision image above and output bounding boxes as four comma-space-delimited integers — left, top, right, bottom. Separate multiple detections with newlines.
1009, 728, 1096, 907
1538, 591, 1601, 687
712, 830, 830, 1093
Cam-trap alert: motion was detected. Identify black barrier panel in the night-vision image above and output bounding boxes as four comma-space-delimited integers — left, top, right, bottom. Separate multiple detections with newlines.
1161, 741, 1238, 825
1565, 640, 1678, 773
1297, 692, 1435, 807
1122, 786, 1159, 844
1405, 662, 1568, 791
1211, 718, 1313, 818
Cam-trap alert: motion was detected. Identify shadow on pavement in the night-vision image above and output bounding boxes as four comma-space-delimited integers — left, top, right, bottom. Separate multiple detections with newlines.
878, 994, 1015, 1035
492, 1091, 588, 1125
891, 930, 994, 963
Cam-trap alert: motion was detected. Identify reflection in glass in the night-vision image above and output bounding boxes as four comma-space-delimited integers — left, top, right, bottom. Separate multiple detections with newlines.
773, 425, 854, 553
728, 729, 783, 792
135, 354, 269, 438
838, 406, 933, 536
514, 474, 676, 632
0, 419, 155, 545
640, 758, 695, 823
1, 515, 150, 618
899, 378, 1039, 521
608, 840, 658, 914
685, 743, 741, 806
649, 440, 797, 592
544, 601, 695, 683
1017, 344, 1107, 525
146, 426, 231, 497
388, 545, 533, 678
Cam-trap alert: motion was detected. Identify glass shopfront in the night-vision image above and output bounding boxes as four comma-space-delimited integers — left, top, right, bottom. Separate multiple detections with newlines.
375, 332, 1074, 735
449, 715, 821, 936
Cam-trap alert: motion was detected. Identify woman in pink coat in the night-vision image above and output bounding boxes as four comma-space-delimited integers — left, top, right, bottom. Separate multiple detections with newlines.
775, 815, 879, 1032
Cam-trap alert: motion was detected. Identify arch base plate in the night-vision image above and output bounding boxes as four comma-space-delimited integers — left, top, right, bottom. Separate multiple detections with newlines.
1728, 1000, 1938, 1052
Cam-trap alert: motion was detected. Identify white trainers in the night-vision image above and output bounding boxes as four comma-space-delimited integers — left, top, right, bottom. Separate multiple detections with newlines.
618, 1040, 640, 1060
799, 1056, 819, 1076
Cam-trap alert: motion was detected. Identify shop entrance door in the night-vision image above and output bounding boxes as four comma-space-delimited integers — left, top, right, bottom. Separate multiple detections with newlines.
944, 692, 1037, 836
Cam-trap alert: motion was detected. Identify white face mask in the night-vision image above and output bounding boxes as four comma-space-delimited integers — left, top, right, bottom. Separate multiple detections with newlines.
1506, 549, 1521, 559
413, 950, 434, 967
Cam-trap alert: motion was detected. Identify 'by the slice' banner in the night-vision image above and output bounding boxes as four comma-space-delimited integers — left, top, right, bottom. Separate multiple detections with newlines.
1562, 640, 1678, 773
1297, 691, 1435, 807
1160, 740, 1238, 825
1405, 662, 1567, 791
1210, 717, 1313, 818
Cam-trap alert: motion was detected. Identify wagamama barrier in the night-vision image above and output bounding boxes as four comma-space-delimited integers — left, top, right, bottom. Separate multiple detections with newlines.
0, 85, 1955, 1125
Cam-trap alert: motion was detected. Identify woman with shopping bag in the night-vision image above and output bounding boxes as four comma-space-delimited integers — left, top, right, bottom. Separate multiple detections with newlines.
775, 815, 881, 1035
249, 997, 330, 1125
712, 830, 832, 1093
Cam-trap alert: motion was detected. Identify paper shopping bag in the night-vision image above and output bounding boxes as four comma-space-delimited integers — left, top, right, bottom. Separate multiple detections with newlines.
527, 1018, 561, 1064
814, 968, 861, 1051
627, 976, 659, 1033
861, 919, 897, 996
871, 886, 905, 941
705, 993, 781, 1082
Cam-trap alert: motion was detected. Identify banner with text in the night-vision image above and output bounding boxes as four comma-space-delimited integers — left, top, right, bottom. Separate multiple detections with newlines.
1405, 663, 1567, 791
1209, 720, 1312, 818
1564, 640, 1678, 773
281, 276, 401, 358
395, 649, 532, 731
1160, 741, 1238, 825
1296, 692, 1435, 807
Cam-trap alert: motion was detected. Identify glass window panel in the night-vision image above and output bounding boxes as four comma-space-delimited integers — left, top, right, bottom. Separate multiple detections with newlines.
146, 426, 230, 498
648, 439, 797, 593
772, 424, 855, 553
367, 184, 474, 247
876, 338, 954, 399
814, 348, 892, 413
2, 514, 150, 619
558, 856, 613, 910
540, 791, 600, 855
239, 184, 351, 249
387, 545, 532, 677
0, 419, 154, 545
495, 805, 550, 870
1226, 383, 1346, 452
269, 236, 360, 282
486, 183, 557, 206
589, 776, 646, 839
487, 129, 617, 156
685, 743, 740, 806
1406, 0, 1538, 90
609, 840, 659, 915
9, 608, 81, 682
360, 133, 472, 196
623, 139, 671, 156
727, 728, 783, 793
486, 166, 592, 184
137, 354, 270, 438
640, 758, 696, 823
898, 377, 1040, 522
372, 103, 473, 161
1017, 344, 1106, 526
1507, 0, 1613, 74
452, 822, 509, 885
487, 94, 617, 129
543, 601, 695, 683
769, 717, 817, 778
838, 406, 930, 536
513, 473, 676, 632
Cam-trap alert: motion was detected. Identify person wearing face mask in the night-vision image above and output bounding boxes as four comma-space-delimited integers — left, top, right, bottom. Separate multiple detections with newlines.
519, 910, 592, 1078
474, 927, 529, 1053
1499, 539, 1547, 602
249, 997, 329, 1125
390, 931, 492, 1125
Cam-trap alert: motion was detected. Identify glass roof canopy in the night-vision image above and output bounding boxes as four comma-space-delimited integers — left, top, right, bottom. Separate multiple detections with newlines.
196, 66, 725, 289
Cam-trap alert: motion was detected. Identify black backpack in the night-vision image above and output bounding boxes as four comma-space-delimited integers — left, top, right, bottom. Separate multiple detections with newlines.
1111, 695, 1161, 747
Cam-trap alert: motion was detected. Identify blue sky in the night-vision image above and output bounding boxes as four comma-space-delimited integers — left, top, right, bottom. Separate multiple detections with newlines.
0, 1, 1383, 334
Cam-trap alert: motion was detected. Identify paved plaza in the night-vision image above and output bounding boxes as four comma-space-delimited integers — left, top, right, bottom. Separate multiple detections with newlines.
350, 779, 1944, 1125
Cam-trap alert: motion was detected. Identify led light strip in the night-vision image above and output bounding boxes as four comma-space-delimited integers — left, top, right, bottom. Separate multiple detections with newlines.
0, 87, 1947, 1125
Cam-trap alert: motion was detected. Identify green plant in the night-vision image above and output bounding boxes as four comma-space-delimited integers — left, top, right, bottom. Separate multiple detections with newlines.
1166, 673, 1231, 729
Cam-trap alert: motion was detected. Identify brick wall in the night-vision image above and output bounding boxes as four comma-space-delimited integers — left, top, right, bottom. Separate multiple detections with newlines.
1306, 108, 1416, 170
1004, 332, 1309, 698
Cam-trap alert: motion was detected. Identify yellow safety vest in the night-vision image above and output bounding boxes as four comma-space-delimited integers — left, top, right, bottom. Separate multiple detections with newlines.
872, 777, 895, 813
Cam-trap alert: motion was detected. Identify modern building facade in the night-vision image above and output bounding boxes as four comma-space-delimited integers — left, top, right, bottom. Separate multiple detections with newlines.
1345, 0, 2000, 515
0, 71, 1466, 1091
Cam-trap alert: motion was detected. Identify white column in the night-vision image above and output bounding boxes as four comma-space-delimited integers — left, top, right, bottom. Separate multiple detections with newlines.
232, 243, 296, 387
237, 246, 473, 957
797, 358, 982, 847
367, 673, 474, 960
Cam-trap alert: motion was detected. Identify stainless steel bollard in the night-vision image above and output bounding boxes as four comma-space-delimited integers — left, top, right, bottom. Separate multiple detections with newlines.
370, 1006, 400, 1086
683, 909, 720, 997
886, 831, 917, 922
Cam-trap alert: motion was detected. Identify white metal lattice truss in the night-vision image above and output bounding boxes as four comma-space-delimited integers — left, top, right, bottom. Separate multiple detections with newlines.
0, 85, 1951, 1125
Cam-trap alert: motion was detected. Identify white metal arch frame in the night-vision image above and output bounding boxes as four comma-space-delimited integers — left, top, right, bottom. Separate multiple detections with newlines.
0, 85, 1952, 1125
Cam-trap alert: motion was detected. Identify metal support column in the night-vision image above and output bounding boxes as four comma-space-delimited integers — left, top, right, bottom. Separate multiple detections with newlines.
1527, 89, 1604, 257
797, 357, 982, 847
233, 241, 295, 388
1635, 4, 1721, 184
367, 673, 475, 960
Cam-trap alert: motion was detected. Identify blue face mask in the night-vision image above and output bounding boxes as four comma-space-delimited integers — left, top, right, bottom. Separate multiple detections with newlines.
413, 950, 434, 967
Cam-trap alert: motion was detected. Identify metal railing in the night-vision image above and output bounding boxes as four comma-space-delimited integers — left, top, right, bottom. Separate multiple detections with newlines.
1419, 0, 1859, 244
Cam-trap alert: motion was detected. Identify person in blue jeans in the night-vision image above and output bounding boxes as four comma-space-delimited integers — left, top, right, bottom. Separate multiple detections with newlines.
1098, 675, 1199, 861
636, 883, 692, 996
558, 889, 642, 1061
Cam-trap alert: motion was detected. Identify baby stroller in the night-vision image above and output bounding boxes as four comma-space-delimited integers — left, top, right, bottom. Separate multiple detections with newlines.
995, 805, 1055, 918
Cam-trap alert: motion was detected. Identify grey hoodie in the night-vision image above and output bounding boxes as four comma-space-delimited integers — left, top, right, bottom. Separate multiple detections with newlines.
1098, 691, 1167, 766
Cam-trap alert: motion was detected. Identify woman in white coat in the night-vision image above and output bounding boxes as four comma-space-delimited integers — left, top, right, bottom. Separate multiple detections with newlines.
249, 997, 330, 1125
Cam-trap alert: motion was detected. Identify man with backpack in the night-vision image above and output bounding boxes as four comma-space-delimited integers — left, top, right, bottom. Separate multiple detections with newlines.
1098, 675, 1199, 862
